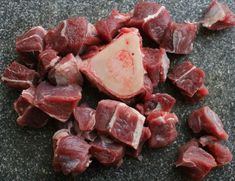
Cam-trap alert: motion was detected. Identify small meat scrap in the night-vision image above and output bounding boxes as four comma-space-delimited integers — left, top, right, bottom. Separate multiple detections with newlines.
142, 48, 170, 87
53, 135, 91, 175
147, 111, 178, 148
95, 100, 145, 149
34, 81, 82, 122
1, 61, 39, 89
160, 22, 198, 54
143, 74, 153, 95
48, 53, 83, 86
188, 106, 229, 140
90, 135, 125, 167
16, 26, 47, 53
202, 0, 235, 30
96, 10, 131, 43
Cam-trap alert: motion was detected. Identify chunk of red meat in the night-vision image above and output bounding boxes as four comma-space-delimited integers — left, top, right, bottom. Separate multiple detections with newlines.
95, 10, 131, 43
90, 135, 125, 167
143, 74, 153, 95
160, 22, 198, 54
73, 106, 96, 131
168, 61, 205, 97
52, 129, 70, 149
1, 61, 39, 89
142, 48, 170, 87
53, 135, 91, 175
202, 0, 235, 30
178, 138, 200, 153
48, 53, 83, 86
147, 111, 178, 148
16, 26, 47, 53
34, 81, 82, 122
188, 106, 229, 140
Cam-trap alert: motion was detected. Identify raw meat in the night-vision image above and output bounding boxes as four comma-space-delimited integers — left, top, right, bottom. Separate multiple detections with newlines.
34, 81, 82, 122
90, 135, 125, 167
160, 22, 198, 54
143, 74, 153, 95
188, 106, 229, 140
81, 45, 105, 60
142, 48, 170, 87
95, 10, 131, 42
53, 135, 91, 175
202, 0, 235, 30
147, 111, 178, 148
80, 28, 145, 100
16, 26, 47, 53
48, 53, 83, 86
1, 61, 39, 89
18, 53, 38, 69
168, 61, 205, 97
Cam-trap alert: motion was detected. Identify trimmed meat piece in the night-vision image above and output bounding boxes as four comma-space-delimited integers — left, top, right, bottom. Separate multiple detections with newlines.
34, 81, 82, 122
80, 28, 145, 100
48, 53, 83, 86
188, 106, 228, 140
16, 26, 47, 53
53, 135, 91, 175
52, 129, 70, 149
147, 111, 178, 148
90, 135, 125, 167
95, 9, 131, 42
160, 22, 198, 54
143, 48, 170, 87
168, 61, 205, 97
1, 61, 39, 89
202, 0, 235, 30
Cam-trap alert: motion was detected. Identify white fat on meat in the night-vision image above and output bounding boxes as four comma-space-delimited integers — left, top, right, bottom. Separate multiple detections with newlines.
174, 66, 196, 83
160, 50, 170, 81
143, 6, 165, 23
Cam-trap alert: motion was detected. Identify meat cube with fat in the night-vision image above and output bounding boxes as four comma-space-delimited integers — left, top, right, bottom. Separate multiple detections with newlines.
1, 61, 39, 89
147, 111, 178, 148
80, 28, 145, 100
34, 81, 82, 122
202, 0, 235, 30
90, 135, 125, 167
188, 106, 229, 140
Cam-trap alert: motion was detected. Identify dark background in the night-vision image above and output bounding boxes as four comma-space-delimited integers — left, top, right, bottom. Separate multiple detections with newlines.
0, 0, 234, 180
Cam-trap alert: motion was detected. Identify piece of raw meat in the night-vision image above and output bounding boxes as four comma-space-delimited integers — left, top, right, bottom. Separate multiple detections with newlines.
188, 106, 229, 140
52, 129, 70, 149
34, 81, 82, 122
168, 61, 205, 97
73, 106, 96, 131
142, 48, 170, 87
160, 22, 198, 54
202, 0, 235, 30
147, 111, 178, 148
95, 10, 131, 42
1, 61, 39, 89
90, 135, 125, 167
80, 28, 145, 100
143, 74, 153, 95
16, 26, 47, 53
95, 99, 145, 149
53, 135, 91, 175
48, 53, 83, 86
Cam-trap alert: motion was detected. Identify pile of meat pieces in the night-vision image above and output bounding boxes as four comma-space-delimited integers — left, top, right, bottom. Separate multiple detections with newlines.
1, 0, 234, 179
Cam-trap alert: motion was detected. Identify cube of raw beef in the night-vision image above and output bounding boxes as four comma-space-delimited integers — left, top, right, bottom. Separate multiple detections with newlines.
168, 61, 205, 97
48, 53, 83, 86
1, 61, 39, 89
95, 100, 145, 149
95, 10, 131, 43
38, 49, 61, 76
34, 81, 82, 122
188, 106, 229, 140
147, 111, 178, 148
52, 129, 70, 149
53, 135, 91, 175
90, 135, 125, 167
73, 106, 96, 131
80, 28, 145, 100
16, 26, 47, 53
176, 143, 217, 180
45, 17, 99, 54
199, 136, 233, 166
202, 0, 235, 30
142, 48, 170, 87
160, 22, 198, 54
